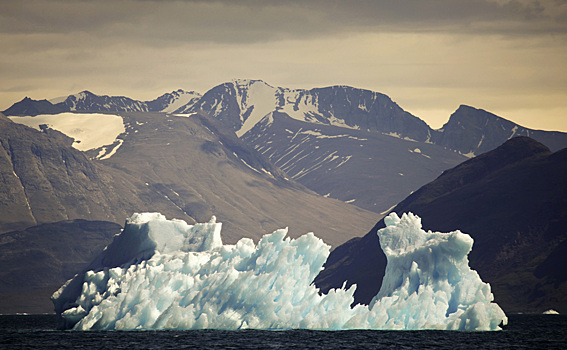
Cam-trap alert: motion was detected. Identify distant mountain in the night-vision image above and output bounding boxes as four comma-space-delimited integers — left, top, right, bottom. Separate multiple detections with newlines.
5, 82, 567, 157
176, 80, 567, 212
433, 105, 567, 155
3, 97, 67, 116
179, 80, 467, 212
4, 80, 567, 214
314, 137, 567, 314
146, 89, 201, 113
3, 89, 202, 116
241, 111, 466, 212
181, 79, 433, 140
60, 91, 149, 112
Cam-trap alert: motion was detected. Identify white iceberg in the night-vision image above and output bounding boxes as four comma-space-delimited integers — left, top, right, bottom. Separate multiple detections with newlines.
543, 309, 559, 315
52, 212, 507, 331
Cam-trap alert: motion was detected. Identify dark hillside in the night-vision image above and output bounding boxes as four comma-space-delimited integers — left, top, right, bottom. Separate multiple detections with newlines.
315, 137, 567, 313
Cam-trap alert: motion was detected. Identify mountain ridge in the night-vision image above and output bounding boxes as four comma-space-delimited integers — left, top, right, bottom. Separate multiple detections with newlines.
5, 80, 566, 157
433, 104, 567, 155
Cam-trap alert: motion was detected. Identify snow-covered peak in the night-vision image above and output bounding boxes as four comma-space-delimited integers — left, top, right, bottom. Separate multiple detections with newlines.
230, 80, 280, 137
198, 80, 425, 139
159, 90, 202, 113
70, 91, 94, 101
231, 79, 274, 90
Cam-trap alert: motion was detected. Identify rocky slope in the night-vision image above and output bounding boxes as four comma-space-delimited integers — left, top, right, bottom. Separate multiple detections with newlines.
0, 113, 139, 231
241, 111, 466, 212
1, 111, 376, 246
95, 111, 378, 246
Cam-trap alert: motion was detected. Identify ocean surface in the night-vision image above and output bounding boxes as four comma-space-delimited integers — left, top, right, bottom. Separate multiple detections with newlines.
1, 314, 565, 349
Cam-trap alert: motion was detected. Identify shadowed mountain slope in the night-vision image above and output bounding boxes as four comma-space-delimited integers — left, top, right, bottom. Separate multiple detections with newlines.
315, 137, 567, 314
0, 220, 122, 314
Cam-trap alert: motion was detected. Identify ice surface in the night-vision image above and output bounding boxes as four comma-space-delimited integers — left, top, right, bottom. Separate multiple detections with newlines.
52, 212, 507, 331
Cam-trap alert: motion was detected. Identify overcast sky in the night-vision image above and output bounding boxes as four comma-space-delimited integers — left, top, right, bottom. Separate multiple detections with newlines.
1, 0, 566, 131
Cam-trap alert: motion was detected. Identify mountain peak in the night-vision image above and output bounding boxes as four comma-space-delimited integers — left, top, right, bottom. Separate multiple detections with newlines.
231, 79, 273, 89
2, 97, 66, 116
446, 105, 510, 128
431, 104, 567, 156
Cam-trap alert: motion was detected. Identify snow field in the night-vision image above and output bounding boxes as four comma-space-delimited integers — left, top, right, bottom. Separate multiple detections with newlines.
9, 113, 125, 151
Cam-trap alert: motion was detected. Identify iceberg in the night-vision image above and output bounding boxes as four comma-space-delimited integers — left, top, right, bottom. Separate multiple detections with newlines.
52, 212, 507, 331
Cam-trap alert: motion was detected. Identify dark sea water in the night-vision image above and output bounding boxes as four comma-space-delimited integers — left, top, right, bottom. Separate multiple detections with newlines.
1, 314, 566, 349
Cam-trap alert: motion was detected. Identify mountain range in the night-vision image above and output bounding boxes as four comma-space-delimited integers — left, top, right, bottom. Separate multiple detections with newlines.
1, 79, 566, 314
5, 79, 567, 214
314, 137, 567, 314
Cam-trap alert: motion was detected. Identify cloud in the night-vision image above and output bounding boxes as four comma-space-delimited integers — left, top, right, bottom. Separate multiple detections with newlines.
1, 0, 566, 46
1, 0, 566, 132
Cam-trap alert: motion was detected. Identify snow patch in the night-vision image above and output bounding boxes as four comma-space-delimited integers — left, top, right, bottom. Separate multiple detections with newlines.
161, 91, 201, 113
380, 203, 397, 215
9, 113, 125, 151
233, 80, 279, 137
98, 139, 124, 160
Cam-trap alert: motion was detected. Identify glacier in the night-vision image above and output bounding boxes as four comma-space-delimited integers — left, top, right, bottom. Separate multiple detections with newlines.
52, 212, 507, 331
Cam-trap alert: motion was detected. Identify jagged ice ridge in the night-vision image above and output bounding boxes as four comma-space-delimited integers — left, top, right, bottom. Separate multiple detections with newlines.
52, 212, 507, 331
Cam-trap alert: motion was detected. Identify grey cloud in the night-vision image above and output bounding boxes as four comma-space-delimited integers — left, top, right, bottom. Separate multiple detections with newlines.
1, 0, 565, 47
